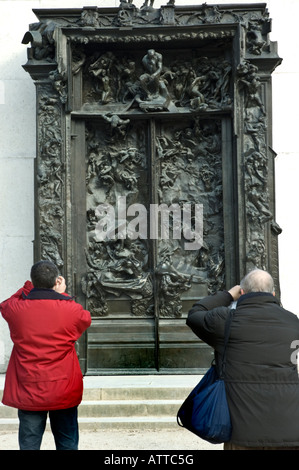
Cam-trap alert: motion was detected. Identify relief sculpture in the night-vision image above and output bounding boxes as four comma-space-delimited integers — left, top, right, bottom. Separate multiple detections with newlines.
237, 60, 282, 271
22, 3, 282, 371
82, 121, 154, 317
137, 49, 171, 112
156, 119, 224, 317
74, 43, 230, 317
78, 47, 232, 115
36, 89, 64, 269
82, 117, 225, 318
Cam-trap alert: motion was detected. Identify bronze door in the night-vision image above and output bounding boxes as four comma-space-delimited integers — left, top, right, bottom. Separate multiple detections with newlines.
22, 5, 281, 374
72, 114, 235, 374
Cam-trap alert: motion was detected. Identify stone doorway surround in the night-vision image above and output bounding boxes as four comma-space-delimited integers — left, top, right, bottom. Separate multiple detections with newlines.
22, 2, 282, 374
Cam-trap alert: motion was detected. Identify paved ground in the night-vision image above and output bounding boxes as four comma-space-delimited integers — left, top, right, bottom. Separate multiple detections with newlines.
0, 374, 223, 451
0, 428, 223, 451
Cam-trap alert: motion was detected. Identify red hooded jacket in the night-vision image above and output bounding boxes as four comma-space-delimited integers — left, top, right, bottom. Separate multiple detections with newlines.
0, 281, 91, 411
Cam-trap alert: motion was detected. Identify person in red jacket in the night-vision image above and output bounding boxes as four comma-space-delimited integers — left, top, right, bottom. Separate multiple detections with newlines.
0, 260, 91, 450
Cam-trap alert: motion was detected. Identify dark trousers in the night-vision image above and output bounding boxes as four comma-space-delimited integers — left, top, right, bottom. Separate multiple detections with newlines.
18, 407, 78, 450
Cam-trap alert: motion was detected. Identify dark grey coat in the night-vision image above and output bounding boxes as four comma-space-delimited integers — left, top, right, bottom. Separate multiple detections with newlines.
187, 291, 299, 447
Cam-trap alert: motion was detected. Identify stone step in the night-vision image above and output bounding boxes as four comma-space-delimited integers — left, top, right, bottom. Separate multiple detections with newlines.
0, 416, 178, 432
81, 399, 182, 417
82, 386, 194, 401
0, 399, 183, 430
0, 375, 200, 431
0, 386, 192, 403
1, 399, 182, 418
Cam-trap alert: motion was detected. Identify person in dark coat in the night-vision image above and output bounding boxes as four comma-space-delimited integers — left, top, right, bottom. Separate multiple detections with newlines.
187, 269, 299, 450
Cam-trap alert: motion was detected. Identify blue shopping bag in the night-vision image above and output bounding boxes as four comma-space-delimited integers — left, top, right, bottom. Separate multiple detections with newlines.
177, 365, 232, 444
177, 309, 235, 444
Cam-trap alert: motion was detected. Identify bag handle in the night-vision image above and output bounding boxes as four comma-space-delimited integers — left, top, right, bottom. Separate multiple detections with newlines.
219, 308, 235, 379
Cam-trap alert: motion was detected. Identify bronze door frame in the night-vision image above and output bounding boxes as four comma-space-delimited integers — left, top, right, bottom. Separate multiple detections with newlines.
22, 4, 282, 374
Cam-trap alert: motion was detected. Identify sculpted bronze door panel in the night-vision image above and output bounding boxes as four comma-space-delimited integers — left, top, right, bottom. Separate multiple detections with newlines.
22, 4, 282, 373
71, 114, 234, 373
82, 118, 157, 371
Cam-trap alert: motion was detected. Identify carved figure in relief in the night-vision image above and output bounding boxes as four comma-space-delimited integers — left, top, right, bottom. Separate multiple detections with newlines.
49, 70, 68, 104
245, 151, 267, 186
103, 113, 130, 140
93, 146, 142, 197
246, 239, 267, 270
96, 240, 152, 305
164, 57, 232, 110
238, 61, 265, 115
138, 49, 170, 111
247, 21, 267, 55
80, 8, 99, 28
201, 4, 222, 23
212, 60, 232, 105
89, 52, 115, 76
98, 162, 114, 189
166, 63, 189, 104
188, 71, 207, 111
140, 49, 162, 99
118, 147, 140, 164
157, 253, 192, 317
141, 0, 155, 9
49, 160, 64, 198
89, 52, 115, 104
121, 60, 139, 103
247, 187, 272, 225
117, 1, 137, 26
101, 70, 113, 104
72, 49, 86, 75
40, 224, 64, 268
22, 21, 56, 61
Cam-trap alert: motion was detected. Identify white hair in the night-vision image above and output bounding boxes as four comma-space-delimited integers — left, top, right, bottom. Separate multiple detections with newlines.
240, 269, 274, 294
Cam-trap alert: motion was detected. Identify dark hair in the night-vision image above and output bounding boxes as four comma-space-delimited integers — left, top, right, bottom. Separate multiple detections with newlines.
30, 260, 59, 289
